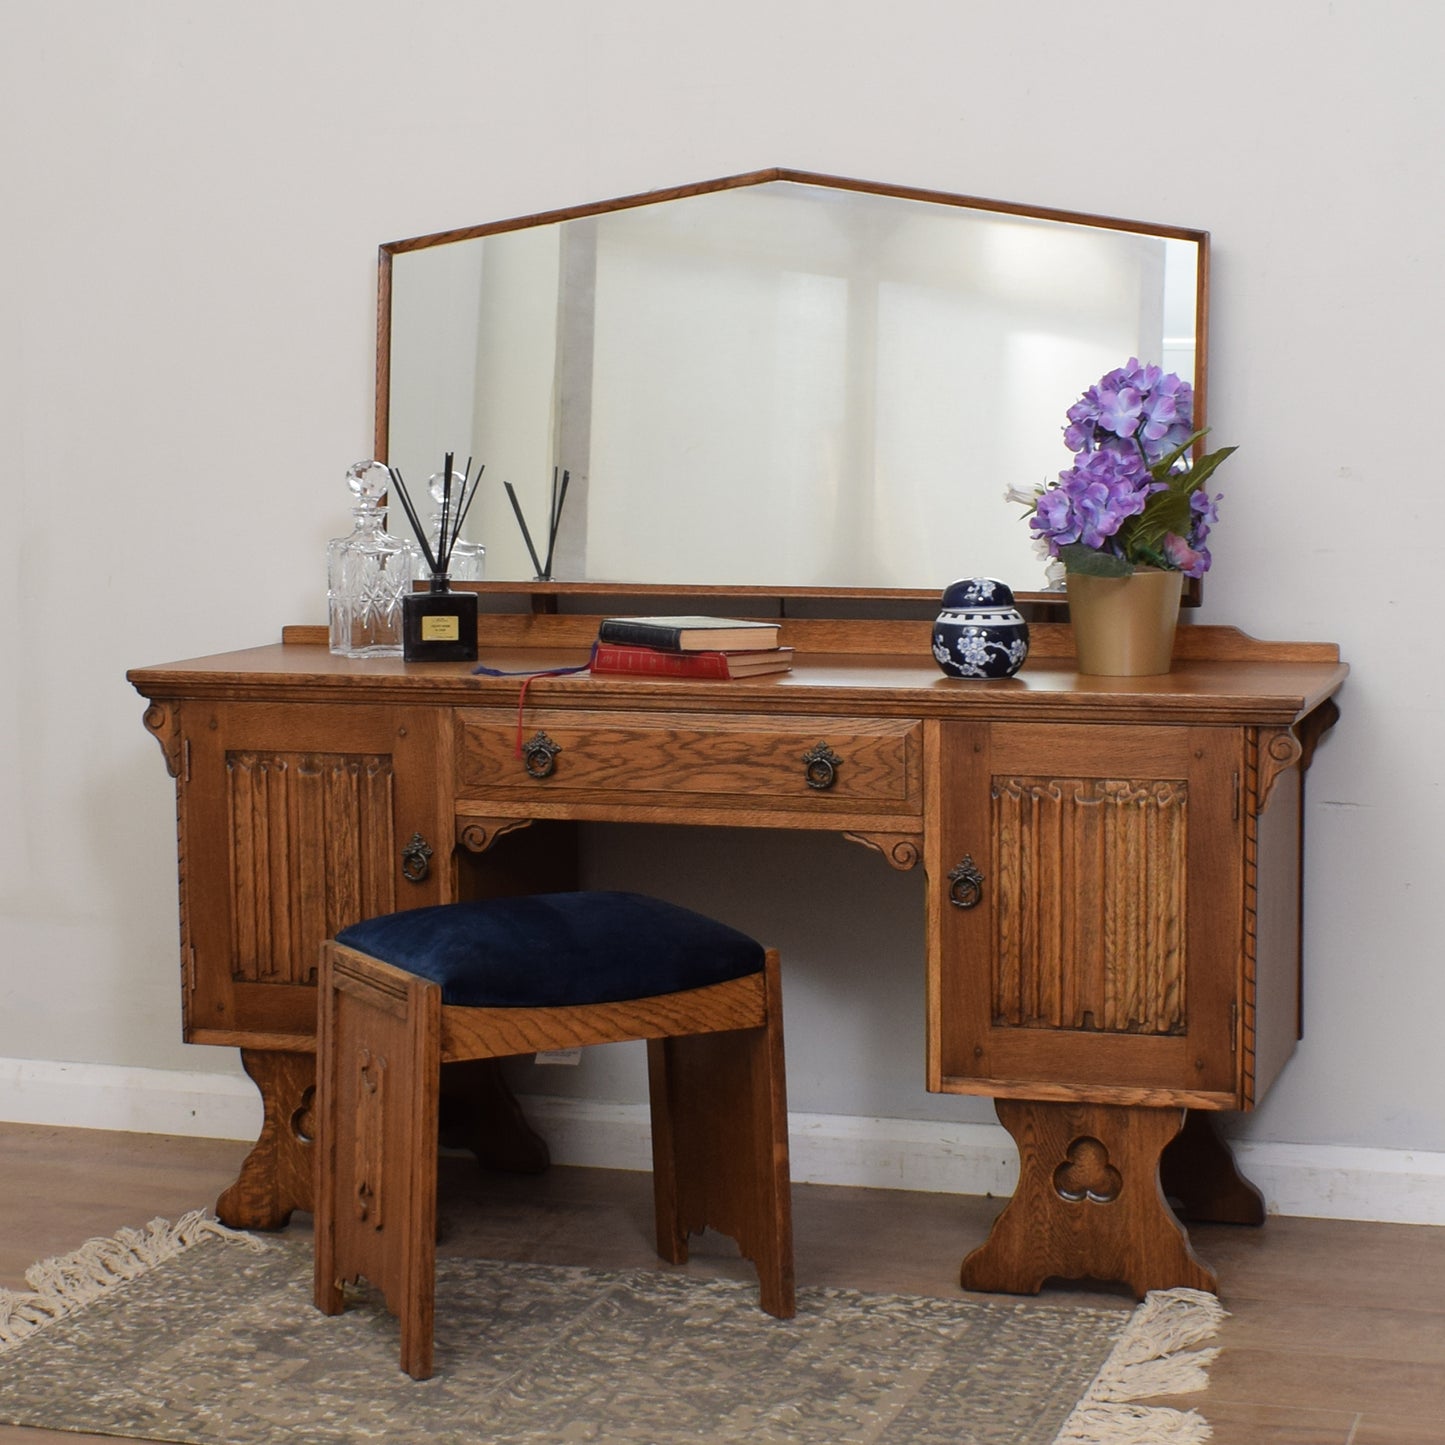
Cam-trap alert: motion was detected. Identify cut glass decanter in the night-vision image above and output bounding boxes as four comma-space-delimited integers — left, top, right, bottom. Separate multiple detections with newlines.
327, 460, 412, 657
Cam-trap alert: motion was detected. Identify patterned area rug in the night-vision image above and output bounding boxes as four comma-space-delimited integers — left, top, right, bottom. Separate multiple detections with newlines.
0, 1214, 1223, 1444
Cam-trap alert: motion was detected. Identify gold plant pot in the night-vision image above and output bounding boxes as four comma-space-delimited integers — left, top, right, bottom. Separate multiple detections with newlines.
1066, 567, 1184, 677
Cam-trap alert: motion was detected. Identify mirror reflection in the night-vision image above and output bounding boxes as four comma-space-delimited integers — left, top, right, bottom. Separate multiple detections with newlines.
382, 174, 1205, 597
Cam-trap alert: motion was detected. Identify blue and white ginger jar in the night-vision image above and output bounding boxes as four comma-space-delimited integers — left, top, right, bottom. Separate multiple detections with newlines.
932, 577, 1030, 679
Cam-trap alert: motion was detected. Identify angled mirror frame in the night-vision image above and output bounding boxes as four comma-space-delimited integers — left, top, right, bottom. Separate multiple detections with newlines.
378, 169, 1209, 605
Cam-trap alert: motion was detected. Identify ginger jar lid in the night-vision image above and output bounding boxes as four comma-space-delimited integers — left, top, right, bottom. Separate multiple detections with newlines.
940, 577, 1018, 612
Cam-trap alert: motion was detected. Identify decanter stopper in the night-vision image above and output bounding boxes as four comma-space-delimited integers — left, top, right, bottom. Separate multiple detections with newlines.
423, 468, 486, 582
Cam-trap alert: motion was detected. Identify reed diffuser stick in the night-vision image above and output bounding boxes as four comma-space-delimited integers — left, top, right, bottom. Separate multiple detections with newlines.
451, 463, 485, 542
541, 468, 570, 582
503, 481, 545, 578
386, 466, 440, 576
437, 451, 455, 575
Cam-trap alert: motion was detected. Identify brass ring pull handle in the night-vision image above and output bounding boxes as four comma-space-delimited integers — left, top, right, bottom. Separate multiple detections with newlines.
401, 832, 433, 884
521, 731, 562, 779
948, 855, 984, 909
802, 742, 842, 791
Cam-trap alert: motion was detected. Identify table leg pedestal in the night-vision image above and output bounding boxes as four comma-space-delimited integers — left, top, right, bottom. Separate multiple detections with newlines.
216, 1049, 316, 1231
215, 1050, 552, 1230
960, 1098, 1218, 1299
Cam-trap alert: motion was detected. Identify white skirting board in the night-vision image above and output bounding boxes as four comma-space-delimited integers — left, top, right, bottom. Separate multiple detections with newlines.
4, 1056, 1444, 1227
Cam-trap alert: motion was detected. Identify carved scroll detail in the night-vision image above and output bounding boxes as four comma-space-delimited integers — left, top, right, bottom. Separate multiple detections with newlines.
456, 817, 535, 855
842, 830, 922, 870
1257, 729, 1304, 811
992, 777, 1188, 1036
142, 702, 182, 779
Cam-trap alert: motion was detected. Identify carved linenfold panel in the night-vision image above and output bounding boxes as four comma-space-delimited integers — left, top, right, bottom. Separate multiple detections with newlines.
355, 1046, 387, 1228
993, 777, 1188, 1036
226, 752, 396, 984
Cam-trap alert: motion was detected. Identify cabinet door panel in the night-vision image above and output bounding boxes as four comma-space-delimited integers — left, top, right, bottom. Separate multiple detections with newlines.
179, 703, 450, 1046
930, 720, 1243, 1105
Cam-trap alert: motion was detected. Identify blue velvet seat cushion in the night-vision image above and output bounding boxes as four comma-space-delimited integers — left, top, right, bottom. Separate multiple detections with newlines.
334, 891, 766, 1008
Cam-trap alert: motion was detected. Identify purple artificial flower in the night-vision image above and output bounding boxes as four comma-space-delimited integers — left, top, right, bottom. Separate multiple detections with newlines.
1029, 448, 1157, 556
1138, 371, 1194, 457
1063, 358, 1194, 465
1013, 358, 1230, 576
1189, 488, 1222, 544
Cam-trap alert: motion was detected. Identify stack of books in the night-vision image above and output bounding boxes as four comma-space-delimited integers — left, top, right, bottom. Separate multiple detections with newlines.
591, 615, 793, 679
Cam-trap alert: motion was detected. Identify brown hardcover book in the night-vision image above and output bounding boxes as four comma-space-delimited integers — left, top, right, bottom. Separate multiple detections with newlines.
596, 614, 782, 652
591, 642, 794, 679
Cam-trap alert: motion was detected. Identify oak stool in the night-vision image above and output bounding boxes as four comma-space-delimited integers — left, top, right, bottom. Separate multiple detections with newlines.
312, 890, 795, 1379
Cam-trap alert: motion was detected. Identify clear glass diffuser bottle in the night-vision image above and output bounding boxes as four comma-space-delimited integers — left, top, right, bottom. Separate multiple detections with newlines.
327, 460, 412, 657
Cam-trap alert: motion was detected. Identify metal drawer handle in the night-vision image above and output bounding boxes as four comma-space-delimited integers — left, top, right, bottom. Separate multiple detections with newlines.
401, 832, 433, 883
948, 855, 984, 909
521, 731, 562, 780
802, 742, 842, 790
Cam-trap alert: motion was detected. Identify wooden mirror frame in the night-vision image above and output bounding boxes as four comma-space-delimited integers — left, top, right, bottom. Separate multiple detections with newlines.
376, 169, 1209, 615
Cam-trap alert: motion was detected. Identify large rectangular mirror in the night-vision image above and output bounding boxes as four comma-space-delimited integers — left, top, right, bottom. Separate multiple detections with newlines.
380, 170, 1207, 601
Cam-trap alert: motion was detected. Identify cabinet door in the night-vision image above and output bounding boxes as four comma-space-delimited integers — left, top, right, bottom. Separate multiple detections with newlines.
928, 720, 1245, 1106
177, 702, 452, 1047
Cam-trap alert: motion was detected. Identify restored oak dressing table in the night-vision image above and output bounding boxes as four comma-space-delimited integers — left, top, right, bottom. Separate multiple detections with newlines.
128, 610, 1345, 1297
131, 170, 1346, 1296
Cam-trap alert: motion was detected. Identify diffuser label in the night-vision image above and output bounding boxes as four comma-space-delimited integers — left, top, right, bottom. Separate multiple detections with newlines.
421, 616, 460, 642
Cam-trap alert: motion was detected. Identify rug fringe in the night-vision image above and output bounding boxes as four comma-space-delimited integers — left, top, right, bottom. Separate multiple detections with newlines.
1052, 1287, 1227, 1445
0, 1210, 265, 1354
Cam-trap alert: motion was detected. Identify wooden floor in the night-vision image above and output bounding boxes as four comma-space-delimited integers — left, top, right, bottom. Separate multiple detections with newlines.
2, 1122, 1444, 1443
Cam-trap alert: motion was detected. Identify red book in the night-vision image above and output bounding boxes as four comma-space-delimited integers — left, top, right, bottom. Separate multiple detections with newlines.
591, 642, 793, 679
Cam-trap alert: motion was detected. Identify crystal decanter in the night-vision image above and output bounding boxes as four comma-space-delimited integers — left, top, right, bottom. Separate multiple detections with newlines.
326, 460, 413, 657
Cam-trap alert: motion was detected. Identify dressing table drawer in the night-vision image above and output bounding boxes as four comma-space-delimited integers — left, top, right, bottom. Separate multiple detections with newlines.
455, 708, 923, 814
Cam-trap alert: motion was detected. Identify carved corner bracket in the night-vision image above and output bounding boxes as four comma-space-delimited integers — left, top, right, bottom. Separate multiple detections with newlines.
456, 817, 535, 855
142, 702, 183, 779
1257, 697, 1341, 809
842, 830, 923, 871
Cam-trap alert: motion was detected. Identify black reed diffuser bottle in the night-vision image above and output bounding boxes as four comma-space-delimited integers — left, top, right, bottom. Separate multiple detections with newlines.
387, 453, 482, 662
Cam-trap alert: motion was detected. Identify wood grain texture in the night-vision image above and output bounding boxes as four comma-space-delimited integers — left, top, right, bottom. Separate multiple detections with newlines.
214, 1049, 315, 1230
993, 776, 1188, 1036
226, 751, 396, 985
129, 625, 1345, 1311
456, 707, 922, 811
960, 1098, 1217, 1298
933, 721, 1241, 1106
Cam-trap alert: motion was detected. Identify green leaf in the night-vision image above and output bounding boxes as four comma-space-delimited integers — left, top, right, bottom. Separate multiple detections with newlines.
1147, 430, 1208, 481
1060, 544, 1134, 577
1182, 445, 1236, 490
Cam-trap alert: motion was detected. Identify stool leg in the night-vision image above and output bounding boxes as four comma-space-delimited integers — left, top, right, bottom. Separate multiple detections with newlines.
647, 951, 795, 1318
313, 943, 443, 1379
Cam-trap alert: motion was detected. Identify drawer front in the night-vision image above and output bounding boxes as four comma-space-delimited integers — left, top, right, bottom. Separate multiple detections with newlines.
457, 708, 922, 811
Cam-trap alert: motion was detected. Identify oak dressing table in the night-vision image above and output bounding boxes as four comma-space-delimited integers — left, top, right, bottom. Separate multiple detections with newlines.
128, 607, 1345, 1297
